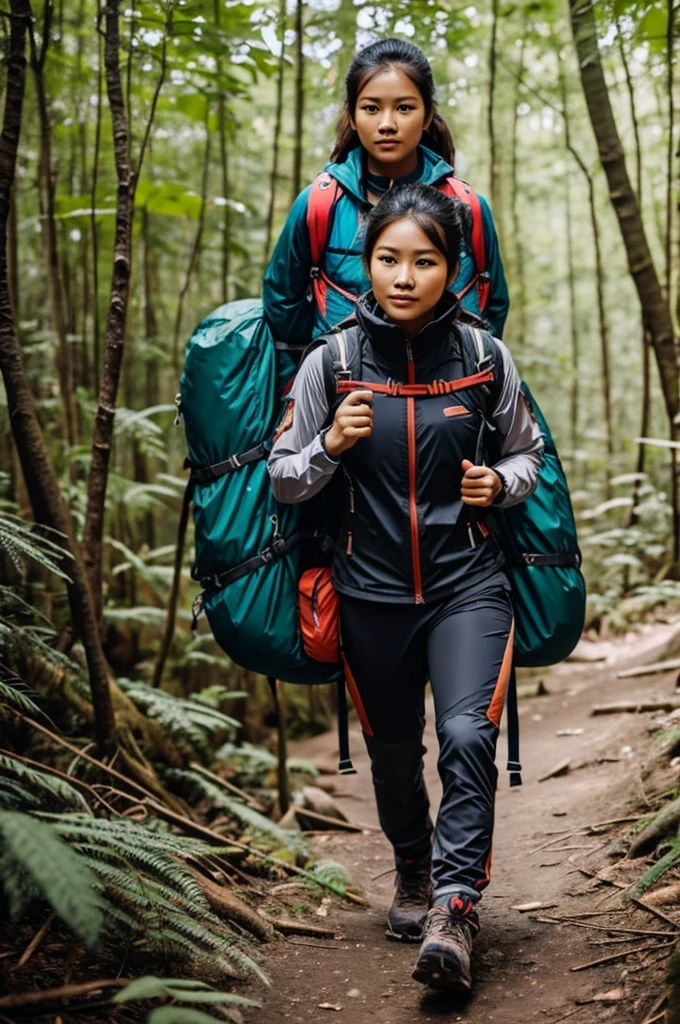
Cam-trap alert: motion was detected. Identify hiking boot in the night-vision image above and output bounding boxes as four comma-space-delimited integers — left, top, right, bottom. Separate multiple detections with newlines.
385, 852, 432, 942
411, 894, 480, 992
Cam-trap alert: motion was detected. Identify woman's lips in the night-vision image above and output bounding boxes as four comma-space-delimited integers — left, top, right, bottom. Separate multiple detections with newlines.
375, 139, 400, 147
388, 295, 418, 305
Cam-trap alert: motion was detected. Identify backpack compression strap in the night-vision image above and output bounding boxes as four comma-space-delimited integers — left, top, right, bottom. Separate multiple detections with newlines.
336, 367, 495, 398
443, 177, 490, 313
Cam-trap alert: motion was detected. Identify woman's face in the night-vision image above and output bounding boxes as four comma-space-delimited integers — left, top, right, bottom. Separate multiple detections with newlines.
368, 217, 456, 338
351, 66, 432, 178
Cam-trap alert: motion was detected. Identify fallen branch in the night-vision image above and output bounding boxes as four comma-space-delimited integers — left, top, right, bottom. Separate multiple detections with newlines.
591, 699, 680, 716
294, 807, 372, 833
260, 916, 337, 938
626, 797, 680, 858
189, 761, 268, 813
188, 866, 275, 942
0, 979, 128, 1010
629, 895, 680, 930
15, 914, 54, 970
570, 939, 663, 972
535, 914, 677, 938
538, 758, 571, 782
617, 658, 680, 679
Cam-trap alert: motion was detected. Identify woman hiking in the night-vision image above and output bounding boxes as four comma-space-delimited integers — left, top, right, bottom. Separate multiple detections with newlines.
267, 184, 543, 994
263, 37, 509, 348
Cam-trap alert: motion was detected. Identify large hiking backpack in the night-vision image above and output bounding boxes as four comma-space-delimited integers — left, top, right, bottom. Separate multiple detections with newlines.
179, 298, 341, 687
307, 172, 491, 322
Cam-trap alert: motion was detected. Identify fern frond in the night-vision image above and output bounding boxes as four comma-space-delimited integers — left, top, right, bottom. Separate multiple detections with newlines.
0, 678, 47, 721
0, 811, 105, 949
0, 512, 72, 579
632, 838, 680, 897
165, 769, 307, 854
0, 585, 52, 624
113, 975, 259, 1007
0, 777, 42, 810
0, 754, 90, 812
116, 679, 239, 757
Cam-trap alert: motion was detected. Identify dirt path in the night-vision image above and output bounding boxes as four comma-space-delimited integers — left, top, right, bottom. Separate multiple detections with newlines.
244, 625, 680, 1024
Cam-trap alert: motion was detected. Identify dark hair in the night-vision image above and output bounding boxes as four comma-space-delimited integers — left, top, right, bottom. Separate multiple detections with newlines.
363, 183, 469, 275
331, 38, 455, 167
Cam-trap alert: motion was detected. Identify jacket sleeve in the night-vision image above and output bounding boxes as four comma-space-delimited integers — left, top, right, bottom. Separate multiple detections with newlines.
490, 340, 543, 507
262, 185, 315, 347
480, 194, 510, 340
267, 346, 340, 503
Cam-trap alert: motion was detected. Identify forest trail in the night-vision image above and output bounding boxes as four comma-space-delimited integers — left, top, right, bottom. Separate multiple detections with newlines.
245, 624, 680, 1024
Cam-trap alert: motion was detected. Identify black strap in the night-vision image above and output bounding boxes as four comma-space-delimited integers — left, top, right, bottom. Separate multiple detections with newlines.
509, 551, 582, 568
187, 442, 269, 486
506, 665, 522, 787
199, 528, 314, 592
336, 675, 356, 775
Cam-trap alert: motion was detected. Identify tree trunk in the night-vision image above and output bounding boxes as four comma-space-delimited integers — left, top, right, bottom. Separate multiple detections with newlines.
90, 16, 103, 386
666, 0, 675, 301
487, 0, 501, 236
561, 66, 614, 476
264, 0, 287, 268
565, 169, 580, 468
82, 0, 171, 620
214, 0, 230, 304
7, 181, 17, 321
29, 0, 79, 447
291, 0, 304, 203
0, 0, 116, 752
173, 115, 211, 371
569, 0, 680, 555
614, 11, 642, 203
509, 28, 527, 343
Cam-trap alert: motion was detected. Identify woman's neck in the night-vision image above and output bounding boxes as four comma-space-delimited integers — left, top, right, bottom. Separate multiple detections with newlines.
366, 149, 420, 180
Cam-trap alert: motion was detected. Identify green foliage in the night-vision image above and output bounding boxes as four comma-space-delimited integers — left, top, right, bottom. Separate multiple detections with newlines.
164, 767, 308, 853
117, 678, 240, 758
215, 742, 317, 787
114, 976, 259, 1007
0, 755, 90, 813
631, 831, 680, 897
0, 811, 105, 949
0, 512, 72, 580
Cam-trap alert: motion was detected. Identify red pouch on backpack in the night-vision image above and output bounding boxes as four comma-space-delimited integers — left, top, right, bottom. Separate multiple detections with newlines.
299, 567, 341, 664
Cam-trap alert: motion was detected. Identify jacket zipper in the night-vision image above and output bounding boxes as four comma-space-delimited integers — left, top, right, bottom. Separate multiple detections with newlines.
343, 467, 355, 557
405, 339, 424, 604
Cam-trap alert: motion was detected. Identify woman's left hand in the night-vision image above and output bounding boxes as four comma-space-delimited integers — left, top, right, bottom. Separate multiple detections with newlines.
460, 459, 502, 507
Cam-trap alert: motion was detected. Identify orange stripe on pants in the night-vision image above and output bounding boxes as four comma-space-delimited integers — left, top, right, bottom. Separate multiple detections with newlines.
486, 620, 515, 728
341, 654, 374, 737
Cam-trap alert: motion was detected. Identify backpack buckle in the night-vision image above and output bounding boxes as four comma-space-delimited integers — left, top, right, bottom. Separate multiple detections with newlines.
333, 361, 351, 382
476, 352, 494, 374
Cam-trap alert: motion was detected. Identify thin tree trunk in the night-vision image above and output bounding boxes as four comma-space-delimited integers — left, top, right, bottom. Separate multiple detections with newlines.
561, 67, 614, 476
29, 0, 79, 447
0, 0, 116, 752
214, 0, 229, 304
488, 0, 501, 235
666, 0, 675, 302
510, 28, 527, 342
569, 0, 680, 558
264, 0, 287, 268
629, 329, 652, 527
91, 6, 103, 385
565, 170, 579, 467
614, 12, 642, 203
7, 181, 17, 321
82, 0, 171, 619
172, 116, 211, 371
291, 0, 304, 203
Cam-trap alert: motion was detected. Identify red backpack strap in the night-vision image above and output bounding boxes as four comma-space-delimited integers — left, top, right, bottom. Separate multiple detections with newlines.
441, 176, 490, 312
307, 172, 341, 266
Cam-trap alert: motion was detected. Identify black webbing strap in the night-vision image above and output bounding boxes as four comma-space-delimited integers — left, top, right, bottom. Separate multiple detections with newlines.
506, 665, 522, 788
509, 552, 582, 568
336, 675, 356, 775
187, 442, 269, 486
199, 528, 314, 593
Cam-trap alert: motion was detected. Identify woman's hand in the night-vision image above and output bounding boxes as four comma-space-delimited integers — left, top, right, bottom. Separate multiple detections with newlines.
461, 458, 502, 507
324, 390, 374, 458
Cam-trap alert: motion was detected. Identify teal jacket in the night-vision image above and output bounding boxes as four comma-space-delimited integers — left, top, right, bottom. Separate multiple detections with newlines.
263, 145, 510, 344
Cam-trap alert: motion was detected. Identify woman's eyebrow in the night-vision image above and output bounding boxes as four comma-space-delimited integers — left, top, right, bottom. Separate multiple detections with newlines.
375, 245, 440, 256
360, 95, 420, 103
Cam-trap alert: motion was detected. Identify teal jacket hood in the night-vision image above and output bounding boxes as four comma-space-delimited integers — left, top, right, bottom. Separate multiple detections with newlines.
324, 144, 454, 203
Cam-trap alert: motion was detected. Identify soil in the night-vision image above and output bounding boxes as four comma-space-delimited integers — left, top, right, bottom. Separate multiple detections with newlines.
243, 623, 680, 1024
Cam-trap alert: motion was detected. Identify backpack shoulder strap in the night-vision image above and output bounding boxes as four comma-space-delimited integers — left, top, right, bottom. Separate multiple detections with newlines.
307, 172, 343, 267
441, 177, 490, 312
322, 327, 362, 413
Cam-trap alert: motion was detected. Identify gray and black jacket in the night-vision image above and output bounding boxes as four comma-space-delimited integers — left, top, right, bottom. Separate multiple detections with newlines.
268, 292, 543, 605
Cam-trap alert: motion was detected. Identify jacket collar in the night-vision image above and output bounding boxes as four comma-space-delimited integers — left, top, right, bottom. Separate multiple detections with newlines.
324, 144, 453, 204
355, 290, 461, 371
